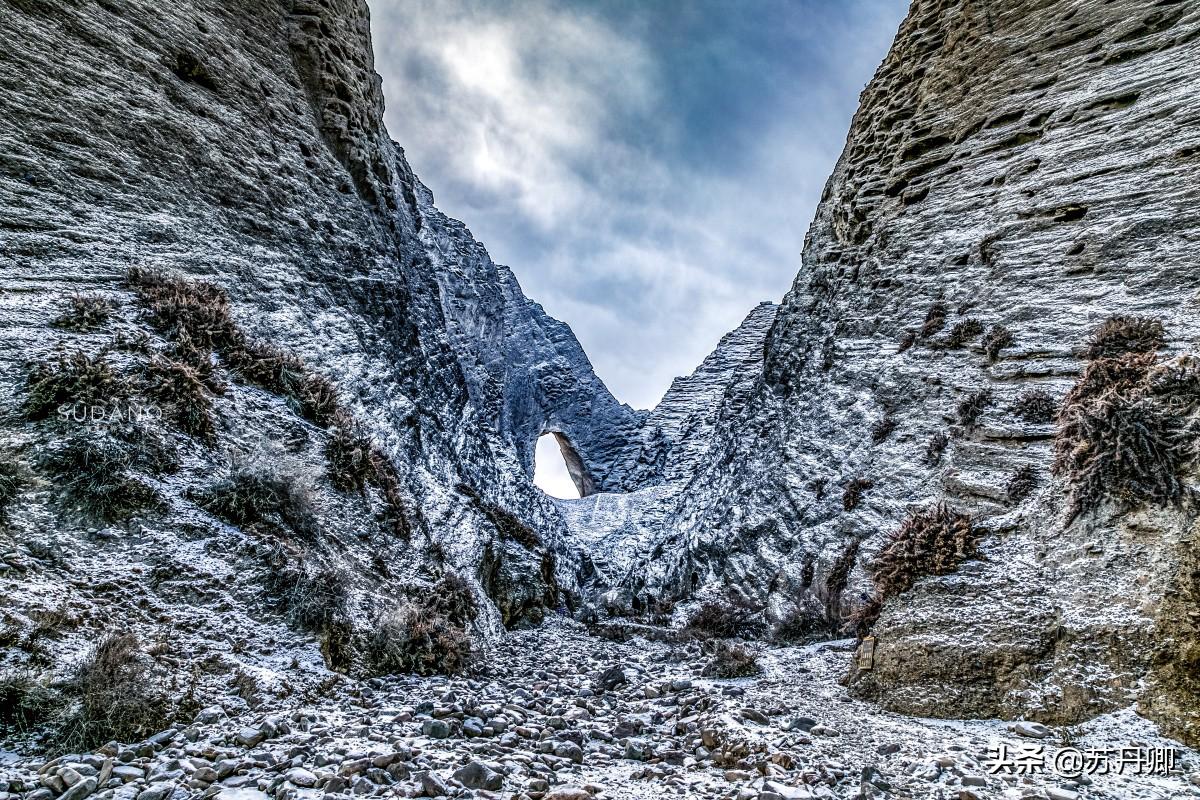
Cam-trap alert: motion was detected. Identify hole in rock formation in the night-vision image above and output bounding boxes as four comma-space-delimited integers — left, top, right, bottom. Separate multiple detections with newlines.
533, 433, 583, 499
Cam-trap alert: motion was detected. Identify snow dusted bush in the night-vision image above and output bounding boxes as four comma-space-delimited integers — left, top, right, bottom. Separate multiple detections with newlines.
368, 601, 473, 676
61, 633, 170, 749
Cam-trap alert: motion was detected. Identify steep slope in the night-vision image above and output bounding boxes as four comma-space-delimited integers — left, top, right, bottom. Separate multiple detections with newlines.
622, 0, 1200, 744
0, 0, 642, 705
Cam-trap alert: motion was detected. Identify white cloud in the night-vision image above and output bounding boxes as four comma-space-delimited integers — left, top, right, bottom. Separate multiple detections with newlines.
368, 0, 907, 409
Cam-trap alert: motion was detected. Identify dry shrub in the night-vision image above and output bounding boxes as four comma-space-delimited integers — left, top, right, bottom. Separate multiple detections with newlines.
702, 641, 761, 678
326, 410, 374, 492
957, 387, 993, 428
368, 602, 473, 676
62, 633, 170, 749
920, 302, 948, 337
684, 596, 760, 639
199, 463, 316, 540
1084, 315, 1164, 359
24, 351, 125, 420
223, 341, 340, 425
1012, 388, 1057, 423
264, 549, 350, 632
428, 572, 479, 627
0, 671, 64, 735
0, 461, 21, 524
924, 430, 949, 465
52, 293, 115, 332
945, 318, 984, 348
982, 324, 1015, 361
370, 452, 413, 539
141, 354, 218, 443
38, 431, 162, 522
1054, 351, 1200, 519
870, 412, 897, 444
843, 477, 873, 511
852, 504, 977, 636
807, 478, 827, 501
325, 414, 413, 538
1006, 465, 1038, 503
825, 539, 860, 600
126, 268, 339, 426
774, 606, 826, 642
896, 330, 916, 354
649, 597, 675, 626
457, 484, 540, 549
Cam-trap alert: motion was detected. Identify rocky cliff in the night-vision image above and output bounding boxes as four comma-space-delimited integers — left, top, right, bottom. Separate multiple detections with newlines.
607, 0, 1200, 746
0, 0, 644, 692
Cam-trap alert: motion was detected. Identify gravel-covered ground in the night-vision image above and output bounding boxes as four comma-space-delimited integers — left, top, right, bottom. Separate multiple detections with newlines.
2, 620, 1195, 800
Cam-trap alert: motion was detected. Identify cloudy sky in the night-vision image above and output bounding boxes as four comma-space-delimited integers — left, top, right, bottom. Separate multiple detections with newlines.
367, 1, 907, 494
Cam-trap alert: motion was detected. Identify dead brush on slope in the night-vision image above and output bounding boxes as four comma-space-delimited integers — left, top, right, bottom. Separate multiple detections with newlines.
326, 410, 375, 492
945, 318, 984, 348
684, 595, 762, 639
1006, 465, 1038, 503
924, 430, 949, 465
126, 268, 339, 425
1054, 349, 1200, 520
0, 461, 22, 525
1083, 315, 1165, 359
60, 633, 171, 750
957, 388, 993, 429
920, 302, 948, 337
325, 413, 414, 539
850, 504, 978, 637
368, 600, 473, 676
198, 462, 317, 540
456, 483, 540, 549
843, 477, 873, 511
427, 572, 479, 627
701, 640, 761, 678
870, 412, 897, 444
263, 547, 351, 633
23, 351, 126, 421
52, 293, 116, 332
982, 324, 1015, 361
37, 431, 164, 522
0, 670, 64, 736
140, 354, 219, 444
1012, 388, 1057, 423
774, 604, 830, 643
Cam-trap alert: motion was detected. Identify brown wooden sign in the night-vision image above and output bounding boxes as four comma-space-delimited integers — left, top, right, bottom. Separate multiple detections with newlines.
857, 635, 876, 670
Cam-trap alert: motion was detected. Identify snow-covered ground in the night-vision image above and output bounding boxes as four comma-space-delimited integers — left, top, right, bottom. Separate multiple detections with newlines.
2, 619, 1193, 800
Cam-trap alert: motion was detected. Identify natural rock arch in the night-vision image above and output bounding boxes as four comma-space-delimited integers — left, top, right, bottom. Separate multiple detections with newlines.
539, 429, 597, 498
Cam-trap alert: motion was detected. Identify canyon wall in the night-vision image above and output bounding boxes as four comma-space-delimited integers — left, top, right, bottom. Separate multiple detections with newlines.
618, 0, 1200, 744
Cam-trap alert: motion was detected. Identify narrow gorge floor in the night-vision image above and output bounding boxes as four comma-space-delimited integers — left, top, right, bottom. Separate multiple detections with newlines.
3, 621, 1194, 800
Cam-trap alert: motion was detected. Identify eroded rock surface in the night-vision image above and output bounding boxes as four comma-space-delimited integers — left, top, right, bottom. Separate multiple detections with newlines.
607, 0, 1200, 743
